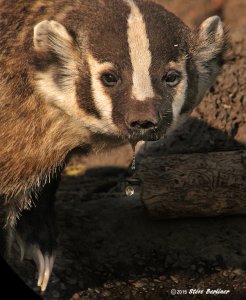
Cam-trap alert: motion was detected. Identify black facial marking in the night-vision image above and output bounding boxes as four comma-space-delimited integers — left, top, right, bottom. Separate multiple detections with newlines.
76, 63, 101, 119
180, 57, 199, 114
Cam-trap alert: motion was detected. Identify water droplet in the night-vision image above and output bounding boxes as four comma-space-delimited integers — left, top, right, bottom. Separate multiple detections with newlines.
125, 185, 135, 196
130, 142, 137, 171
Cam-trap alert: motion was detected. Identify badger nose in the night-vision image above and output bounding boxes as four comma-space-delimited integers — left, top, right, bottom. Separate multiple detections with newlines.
126, 112, 159, 130
130, 119, 157, 130
126, 115, 161, 141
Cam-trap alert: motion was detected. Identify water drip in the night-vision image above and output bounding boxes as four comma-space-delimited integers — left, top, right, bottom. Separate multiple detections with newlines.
125, 141, 140, 197
130, 142, 136, 171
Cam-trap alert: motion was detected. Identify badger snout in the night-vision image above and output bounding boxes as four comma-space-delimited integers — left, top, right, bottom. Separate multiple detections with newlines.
125, 108, 162, 141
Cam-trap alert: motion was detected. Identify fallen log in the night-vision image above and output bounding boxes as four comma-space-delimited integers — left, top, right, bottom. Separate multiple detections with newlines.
138, 150, 246, 219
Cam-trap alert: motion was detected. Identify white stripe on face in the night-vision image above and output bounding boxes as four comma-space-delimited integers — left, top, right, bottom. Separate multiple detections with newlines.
125, 0, 154, 101
168, 58, 188, 131
86, 52, 119, 134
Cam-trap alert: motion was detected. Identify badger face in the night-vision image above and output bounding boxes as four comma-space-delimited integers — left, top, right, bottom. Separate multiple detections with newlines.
32, 0, 225, 143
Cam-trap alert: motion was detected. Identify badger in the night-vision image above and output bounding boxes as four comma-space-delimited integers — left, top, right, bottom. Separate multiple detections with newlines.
0, 0, 225, 292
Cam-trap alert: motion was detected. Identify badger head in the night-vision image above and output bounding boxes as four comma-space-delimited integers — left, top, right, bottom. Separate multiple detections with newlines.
32, 0, 225, 143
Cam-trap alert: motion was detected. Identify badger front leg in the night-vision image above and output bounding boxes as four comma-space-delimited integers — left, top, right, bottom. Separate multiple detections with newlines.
14, 176, 60, 292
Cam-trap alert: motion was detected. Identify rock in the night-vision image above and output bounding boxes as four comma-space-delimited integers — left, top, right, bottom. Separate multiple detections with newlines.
170, 275, 179, 284
159, 275, 167, 281
132, 280, 146, 288
233, 268, 243, 276
101, 290, 112, 297
103, 282, 114, 289
222, 271, 229, 277
71, 293, 80, 300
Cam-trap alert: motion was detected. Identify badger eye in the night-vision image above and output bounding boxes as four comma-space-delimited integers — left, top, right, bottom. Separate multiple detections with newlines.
101, 72, 119, 87
163, 71, 181, 87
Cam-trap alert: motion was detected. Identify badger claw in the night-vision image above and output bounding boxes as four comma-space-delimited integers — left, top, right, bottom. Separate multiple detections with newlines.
32, 245, 56, 292
15, 236, 55, 292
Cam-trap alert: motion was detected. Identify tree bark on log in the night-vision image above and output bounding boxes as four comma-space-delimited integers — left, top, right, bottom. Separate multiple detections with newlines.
138, 150, 246, 219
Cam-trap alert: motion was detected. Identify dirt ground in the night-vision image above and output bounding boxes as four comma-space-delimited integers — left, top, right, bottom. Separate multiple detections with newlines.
8, 0, 246, 299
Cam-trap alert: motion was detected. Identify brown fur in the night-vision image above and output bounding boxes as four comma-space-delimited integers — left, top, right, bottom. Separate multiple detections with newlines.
0, 0, 115, 225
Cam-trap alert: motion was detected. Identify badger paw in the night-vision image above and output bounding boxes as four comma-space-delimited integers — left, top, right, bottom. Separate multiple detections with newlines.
10, 177, 60, 292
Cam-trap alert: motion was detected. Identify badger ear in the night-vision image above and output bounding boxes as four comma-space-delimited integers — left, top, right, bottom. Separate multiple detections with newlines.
32, 21, 79, 113
194, 16, 226, 100
34, 20, 73, 53
196, 16, 225, 63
